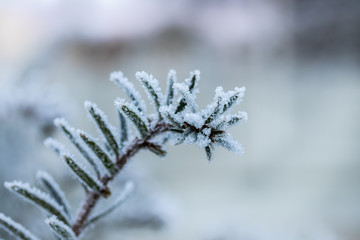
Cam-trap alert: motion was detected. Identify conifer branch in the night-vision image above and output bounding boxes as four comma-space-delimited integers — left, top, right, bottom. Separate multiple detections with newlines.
0, 69, 247, 238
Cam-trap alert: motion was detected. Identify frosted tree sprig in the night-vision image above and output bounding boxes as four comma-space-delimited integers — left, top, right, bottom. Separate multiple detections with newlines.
0, 69, 247, 239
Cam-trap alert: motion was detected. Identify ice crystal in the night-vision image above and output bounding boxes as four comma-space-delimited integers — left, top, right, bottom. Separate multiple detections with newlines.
46, 216, 77, 240
36, 171, 71, 218
4, 181, 70, 225
115, 98, 150, 138
84, 101, 119, 158
110, 71, 146, 112
136, 71, 163, 119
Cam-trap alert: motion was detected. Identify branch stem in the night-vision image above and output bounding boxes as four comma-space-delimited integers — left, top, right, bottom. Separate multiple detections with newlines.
71, 121, 169, 236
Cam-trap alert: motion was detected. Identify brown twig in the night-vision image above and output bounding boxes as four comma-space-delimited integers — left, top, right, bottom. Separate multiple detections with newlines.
71, 121, 170, 236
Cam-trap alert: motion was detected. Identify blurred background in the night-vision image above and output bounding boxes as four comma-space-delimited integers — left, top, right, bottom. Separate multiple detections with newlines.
0, 0, 359, 239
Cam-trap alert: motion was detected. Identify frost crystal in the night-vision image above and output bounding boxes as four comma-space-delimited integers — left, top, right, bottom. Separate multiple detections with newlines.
36, 171, 71, 218
46, 216, 77, 240
166, 69, 177, 106
77, 129, 117, 176
112, 68, 246, 160
174, 82, 198, 113
4, 181, 70, 225
184, 70, 200, 93
84, 101, 119, 157
115, 98, 150, 138
160, 70, 246, 160
44, 137, 65, 156
110, 71, 146, 112
136, 71, 163, 119
54, 117, 100, 177
61, 154, 106, 195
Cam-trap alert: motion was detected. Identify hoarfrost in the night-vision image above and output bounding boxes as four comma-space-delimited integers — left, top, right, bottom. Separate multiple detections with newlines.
36, 171, 71, 218
46, 216, 77, 240
174, 82, 198, 112
110, 71, 146, 112
4, 181, 69, 224
84, 101, 119, 156
44, 137, 65, 156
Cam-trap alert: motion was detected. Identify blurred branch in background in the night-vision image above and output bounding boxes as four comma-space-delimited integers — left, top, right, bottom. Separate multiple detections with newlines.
0, 78, 65, 239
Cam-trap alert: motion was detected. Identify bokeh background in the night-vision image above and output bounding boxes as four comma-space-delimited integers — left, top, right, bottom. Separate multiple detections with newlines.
0, 0, 359, 239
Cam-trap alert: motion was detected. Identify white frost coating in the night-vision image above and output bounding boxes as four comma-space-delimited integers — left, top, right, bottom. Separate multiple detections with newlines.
76, 129, 100, 144
167, 132, 183, 145
46, 216, 77, 240
84, 101, 118, 134
182, 131, 197, 145
84, 101, 119, 146
195, 133, 212, 148
0, 213, 40, 240
54, 117, 70, 128
216, 86, 246, 106
44, 137, 65, 155
174, 82, 198, 112
215, 86, 224, 96
185, 70, 200, 90
61, 153, 103, 192
204, 86, 247, 127
202, 127, 212, 136
167, 69, 176, 86
4, 181, 69, 223
212, 111, 248, 129
136, 71, 164, 115
214, 134, 244, 155
115, 98, 149, 128
110, 71, 146, 112
225, 111, 248, 125
36, 171, 71, 217
166, 69, 177, 106
54, 118, 79, 143
159, 105, 183, 126
136, 71, 163, 97
175, 127, 211, 149
183, 113, 204, 129
54, 117, 102, 175
223, 87, 246, 107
